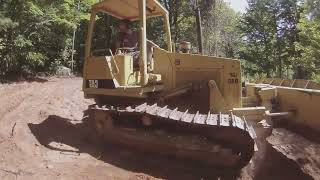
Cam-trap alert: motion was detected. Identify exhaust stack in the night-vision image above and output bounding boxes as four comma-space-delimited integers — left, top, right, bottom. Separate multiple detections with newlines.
195, 6, 203, 55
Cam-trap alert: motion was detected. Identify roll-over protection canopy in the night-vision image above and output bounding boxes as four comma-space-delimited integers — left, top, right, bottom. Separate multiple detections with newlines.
92, 0, 168, 21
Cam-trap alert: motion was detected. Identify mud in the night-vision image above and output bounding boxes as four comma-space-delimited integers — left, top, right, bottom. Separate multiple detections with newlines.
0, 78, 317, 180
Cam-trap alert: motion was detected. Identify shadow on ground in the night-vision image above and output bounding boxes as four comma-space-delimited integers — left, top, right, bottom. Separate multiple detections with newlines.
28, 112, 245, 180
251, 140, 313, 180
0, 77, 49, 84
28, 111, 313, 180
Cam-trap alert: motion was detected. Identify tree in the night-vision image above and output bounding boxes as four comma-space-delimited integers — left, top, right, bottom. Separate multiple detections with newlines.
0, 0, 98, 78
159, 0, 240, 56
238, 0, 276, 76
2, 0, 317, 82
160, 0, 197, 47
239, 0, 302, 78
201, 0, 241, 57
295, 0, 320, 79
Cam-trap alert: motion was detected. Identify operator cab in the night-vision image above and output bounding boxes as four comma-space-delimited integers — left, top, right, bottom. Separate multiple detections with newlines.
83, 0, 172, 91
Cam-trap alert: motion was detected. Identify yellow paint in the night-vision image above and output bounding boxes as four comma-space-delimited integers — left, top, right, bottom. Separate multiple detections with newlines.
83, 0, 243, 113
246, 79, 320, 131
277, 88, 320, 131
153, 48, 242, 110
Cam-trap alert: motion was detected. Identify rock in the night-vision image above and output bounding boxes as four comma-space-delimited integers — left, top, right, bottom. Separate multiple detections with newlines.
56, 66, 71, 77
46, 164, 54, 169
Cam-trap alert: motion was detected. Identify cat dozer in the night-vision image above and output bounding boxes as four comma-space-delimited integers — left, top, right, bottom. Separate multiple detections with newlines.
83, 0, 256, 169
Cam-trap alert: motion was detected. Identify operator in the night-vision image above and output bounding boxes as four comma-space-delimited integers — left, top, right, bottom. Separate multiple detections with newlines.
114, 19, 138, 52
114, 19, 159, 72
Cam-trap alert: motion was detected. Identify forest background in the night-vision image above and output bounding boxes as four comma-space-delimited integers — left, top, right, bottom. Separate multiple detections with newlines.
0, 0, 319, 81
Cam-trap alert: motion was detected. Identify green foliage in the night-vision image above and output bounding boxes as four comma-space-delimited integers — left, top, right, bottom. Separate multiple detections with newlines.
159, 0, 197, 46
147, 17, 166, 48
159, 0, 240, 55
1, 0, 318, 81
202, 0, 241, 57
295, 0, 320, 79
0, 0, 240, 77
238, 0, 302, 77
311, 73, 320, 83
0, 0, 98, 77
296, 19, 320, 71
0, 13, 16, 31
239, 0, 320, 80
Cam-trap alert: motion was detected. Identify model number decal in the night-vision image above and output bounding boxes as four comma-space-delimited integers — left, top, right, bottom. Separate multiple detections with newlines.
229, 73, 237, 78
228, 79, 239, 84
228, 73, 239, 84
89, 80, 98, 88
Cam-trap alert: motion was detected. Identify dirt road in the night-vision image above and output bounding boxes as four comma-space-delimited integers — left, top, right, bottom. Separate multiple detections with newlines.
0, 78, 316, 180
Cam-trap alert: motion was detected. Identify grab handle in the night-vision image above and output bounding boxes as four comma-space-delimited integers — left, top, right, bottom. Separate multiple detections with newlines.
109, 49, 120, 75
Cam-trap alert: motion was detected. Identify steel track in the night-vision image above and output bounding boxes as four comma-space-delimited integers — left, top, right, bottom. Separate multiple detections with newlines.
89, 103, 256, 169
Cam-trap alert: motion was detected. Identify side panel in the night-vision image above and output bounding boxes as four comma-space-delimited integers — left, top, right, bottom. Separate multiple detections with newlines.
153, 48, 175, 90
85, 56, 113, 80
84, 55, 136, 86
113, 56, 136, 86
245, 80, 320, 132
153, 48, 242, 110
277, 88, 320, 131
169, 53, 242, 109
83, 55, 139, 99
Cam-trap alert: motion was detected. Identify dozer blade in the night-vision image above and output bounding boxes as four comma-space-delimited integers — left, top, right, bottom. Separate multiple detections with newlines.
89, 103, 256, 169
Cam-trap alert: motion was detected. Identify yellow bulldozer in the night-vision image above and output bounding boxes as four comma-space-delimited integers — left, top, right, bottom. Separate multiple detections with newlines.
82, 0, 320, 170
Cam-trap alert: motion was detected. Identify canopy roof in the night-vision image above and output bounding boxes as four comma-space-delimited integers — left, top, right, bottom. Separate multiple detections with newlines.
92, 0, 168, 21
